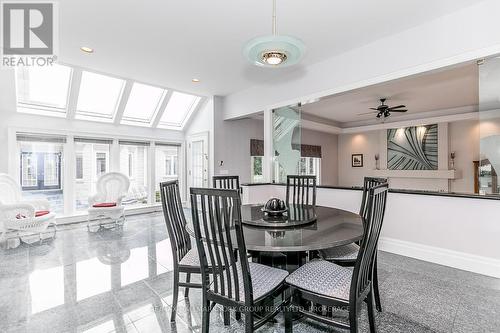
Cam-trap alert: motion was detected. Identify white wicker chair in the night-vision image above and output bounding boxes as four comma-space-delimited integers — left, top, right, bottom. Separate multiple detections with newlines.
0, 173, 57, 248
88, 172, 130, 231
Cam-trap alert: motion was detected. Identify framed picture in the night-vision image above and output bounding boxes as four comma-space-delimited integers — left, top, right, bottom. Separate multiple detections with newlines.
352, 154, 363, 167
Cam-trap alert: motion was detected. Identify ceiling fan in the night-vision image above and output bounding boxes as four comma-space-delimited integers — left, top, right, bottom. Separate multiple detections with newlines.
358, 98, 408, 119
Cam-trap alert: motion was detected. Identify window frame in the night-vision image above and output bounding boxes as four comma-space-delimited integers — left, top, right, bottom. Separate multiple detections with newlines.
157, 92, 201, 129
75, 70, 126, 122
120, 82, 168, 126
15, 64, 73, 117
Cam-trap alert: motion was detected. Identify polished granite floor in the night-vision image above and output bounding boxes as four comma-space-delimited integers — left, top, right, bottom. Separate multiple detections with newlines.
0, 212, 499, 333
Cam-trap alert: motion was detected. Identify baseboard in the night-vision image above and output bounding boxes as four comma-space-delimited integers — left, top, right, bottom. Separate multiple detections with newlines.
379, 237, 500, 278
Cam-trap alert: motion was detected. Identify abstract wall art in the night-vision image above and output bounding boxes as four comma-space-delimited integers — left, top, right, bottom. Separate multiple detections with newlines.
387, 124, 438, 170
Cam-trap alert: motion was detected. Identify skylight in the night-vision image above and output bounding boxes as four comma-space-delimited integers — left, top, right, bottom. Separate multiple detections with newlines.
121, 83, 167, 126
75, 71, 125, 122
158, 92, 201, 128
16, 64, 72, 117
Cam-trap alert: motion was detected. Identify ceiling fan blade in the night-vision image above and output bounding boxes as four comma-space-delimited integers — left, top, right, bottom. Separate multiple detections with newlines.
388, 105, 406, 110
357, 111, 379, 115
369, 108, 379, 111
389, 109, 408, 113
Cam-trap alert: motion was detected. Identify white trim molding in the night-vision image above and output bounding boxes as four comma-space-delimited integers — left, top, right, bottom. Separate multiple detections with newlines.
379, 237, 500, 279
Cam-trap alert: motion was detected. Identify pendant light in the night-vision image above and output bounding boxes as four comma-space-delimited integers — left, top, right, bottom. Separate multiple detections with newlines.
243, 0, 305, 68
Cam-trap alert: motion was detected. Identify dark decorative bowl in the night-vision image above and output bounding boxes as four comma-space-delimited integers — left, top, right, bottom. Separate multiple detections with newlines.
262, 198, 288, 217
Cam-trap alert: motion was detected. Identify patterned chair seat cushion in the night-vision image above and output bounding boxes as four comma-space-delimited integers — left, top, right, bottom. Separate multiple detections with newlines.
210, 262, 289, 302
319, 243, 360, 261
286, 259, 352, 301
179, 245, 230, 267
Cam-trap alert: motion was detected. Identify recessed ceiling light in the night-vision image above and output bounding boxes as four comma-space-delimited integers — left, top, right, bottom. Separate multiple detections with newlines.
80, 46, 94, 53
192, 78, 200, 83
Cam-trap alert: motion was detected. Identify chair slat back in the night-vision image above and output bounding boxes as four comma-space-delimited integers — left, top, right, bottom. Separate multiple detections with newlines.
351, 182, 388, 303
286, 175, 316, 207
190, 187, 252, 305
213, 175, 240, 191
160, 180, 192, 264
359, 177, 387, 218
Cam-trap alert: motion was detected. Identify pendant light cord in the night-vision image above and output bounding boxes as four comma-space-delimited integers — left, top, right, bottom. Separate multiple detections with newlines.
272, 0, 277, 36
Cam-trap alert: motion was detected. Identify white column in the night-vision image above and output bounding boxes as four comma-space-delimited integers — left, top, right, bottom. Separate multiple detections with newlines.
263, 108, 274, 183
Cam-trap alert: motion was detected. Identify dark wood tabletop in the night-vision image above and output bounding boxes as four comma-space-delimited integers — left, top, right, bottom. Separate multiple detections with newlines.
185, 204, 364, 252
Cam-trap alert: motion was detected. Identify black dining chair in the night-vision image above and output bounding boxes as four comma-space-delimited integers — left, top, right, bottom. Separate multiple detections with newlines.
190, 187, 289, 333
213, 175, 240, 190
284, 182, 389, 333
319, 177, 387, 312
160, 180, 204, 322
286, 175, 316, 207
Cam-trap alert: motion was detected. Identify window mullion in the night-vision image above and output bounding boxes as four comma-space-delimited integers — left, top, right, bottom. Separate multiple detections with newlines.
114, 81, 133, 125
66, 69, 82, 120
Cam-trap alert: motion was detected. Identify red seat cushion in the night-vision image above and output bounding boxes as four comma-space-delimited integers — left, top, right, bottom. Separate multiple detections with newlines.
92, 202, 117, 208
35, 210, 50, 217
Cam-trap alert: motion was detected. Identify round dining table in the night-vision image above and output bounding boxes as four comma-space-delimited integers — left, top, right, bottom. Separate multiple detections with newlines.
185, 203, 364, 253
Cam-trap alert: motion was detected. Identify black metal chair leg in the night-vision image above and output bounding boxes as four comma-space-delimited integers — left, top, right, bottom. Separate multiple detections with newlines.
366, 290, 377, 333
184, 272, 191, 298
349, 303, 359, 333
201, 296, 210, 333
223, 307, 230, 326
284, 304, 293, 333
373, 257, 382, 312
170, 269, 179, 322
245, 311, 253, 333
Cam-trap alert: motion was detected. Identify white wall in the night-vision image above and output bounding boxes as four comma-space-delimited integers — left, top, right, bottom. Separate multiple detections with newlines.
338, 130, 380, 187
213, 116, 263, 183
242, 184, 500, 278
336, 119, 486, 192
223, 0, 500, 120
300, 128, 338, 186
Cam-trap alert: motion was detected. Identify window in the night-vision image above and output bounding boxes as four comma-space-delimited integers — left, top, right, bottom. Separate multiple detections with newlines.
75, 154, 83, 180
76, 71, 125, 121
155, 144, 180, 202
158, 92, 200, 128
121, 83, 167, 126
17, 134, 65, 214
74, 138, 111, 210
96, 153, 107, 176
120, 142, 149, 206
16, 64, 73, 116
251, 156, 264, 182
299, 157, 321, 182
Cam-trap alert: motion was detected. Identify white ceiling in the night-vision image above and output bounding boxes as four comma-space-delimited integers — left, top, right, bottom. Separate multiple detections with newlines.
301, 63, 479, 127
59, 0, 480, 97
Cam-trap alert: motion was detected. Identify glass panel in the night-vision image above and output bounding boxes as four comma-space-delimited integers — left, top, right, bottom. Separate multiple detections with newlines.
76, 71, 125, 120
122, 83, 166, 124
74, 142, 110, 210
120, 144, 148, 206
155, 145, 180, 202
159, 92, 200, 127
18, 141, 64, 214
273, 104, 301, 183
478, 57, 500, 195
16, 64, 72, 114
